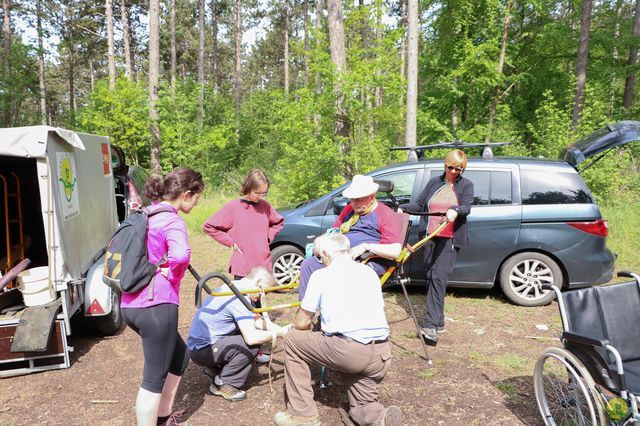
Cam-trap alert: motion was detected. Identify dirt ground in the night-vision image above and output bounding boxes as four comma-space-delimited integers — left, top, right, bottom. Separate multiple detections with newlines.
0, 234, 563, 425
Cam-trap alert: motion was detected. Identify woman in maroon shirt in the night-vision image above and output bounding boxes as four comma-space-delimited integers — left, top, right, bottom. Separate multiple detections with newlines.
202, 169, 284, 279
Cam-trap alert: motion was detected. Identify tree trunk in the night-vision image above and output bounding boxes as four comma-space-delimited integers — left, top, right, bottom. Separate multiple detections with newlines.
327, 0, 351, 179
120, 0, 134, 79
127, 2, 137, 80
235, 0, 242, 121
106, 0, 116, 90
36, 0, 47, 125
211, 0, 220, 92
374, 0, 382, 108
149, 0, 162, 174
405, 0, 418, 148
571, 0, 593, 130
89, 59, 95, 92
399, 0, 406, 107
68, 52, 75, 124
170, 0, 177, 88
3, 0, 11, 126
314, 0, 324, 128
284, 0, 290, 97
303, 0, 309, 87
486, 0, 512, 143
623, 0, 640, 113
198, 0, 205, 126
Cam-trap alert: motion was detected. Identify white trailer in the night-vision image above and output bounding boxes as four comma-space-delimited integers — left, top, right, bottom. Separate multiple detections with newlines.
0, 126, 122, 376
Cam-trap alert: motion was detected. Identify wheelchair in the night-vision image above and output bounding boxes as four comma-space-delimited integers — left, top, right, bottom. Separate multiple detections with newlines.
533, 272, 640, 425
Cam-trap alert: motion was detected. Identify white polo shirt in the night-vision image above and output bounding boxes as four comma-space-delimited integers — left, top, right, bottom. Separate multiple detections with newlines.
301, 254, 389, 344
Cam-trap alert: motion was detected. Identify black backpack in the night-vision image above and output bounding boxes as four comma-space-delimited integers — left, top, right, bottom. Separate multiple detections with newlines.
103, 206, 174, 300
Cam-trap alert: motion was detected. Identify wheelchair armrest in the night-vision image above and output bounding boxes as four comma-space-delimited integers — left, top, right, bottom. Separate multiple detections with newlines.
562, 331, 610, 348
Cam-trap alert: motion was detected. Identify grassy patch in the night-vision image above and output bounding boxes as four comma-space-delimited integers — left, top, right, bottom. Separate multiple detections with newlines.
601, 201, 640, 273
417, 368, 436, 379
493, 353, 529, 374
468, 350, 486, 363
494, 381, 518, 397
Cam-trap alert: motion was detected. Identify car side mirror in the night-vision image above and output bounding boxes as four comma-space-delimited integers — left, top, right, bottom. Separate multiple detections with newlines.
332, 197, 348, 215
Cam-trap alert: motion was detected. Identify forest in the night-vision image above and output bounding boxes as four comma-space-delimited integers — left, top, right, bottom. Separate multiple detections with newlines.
1, 0, 639, 205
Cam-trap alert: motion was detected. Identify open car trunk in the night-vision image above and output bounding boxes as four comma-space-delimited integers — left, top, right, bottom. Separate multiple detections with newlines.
560, 121, 640, 172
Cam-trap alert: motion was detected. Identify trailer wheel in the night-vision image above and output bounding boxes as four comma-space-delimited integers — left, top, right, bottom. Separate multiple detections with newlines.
94, 290, 123, 335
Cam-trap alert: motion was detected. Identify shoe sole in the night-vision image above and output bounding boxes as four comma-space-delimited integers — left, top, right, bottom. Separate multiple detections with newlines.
420, 332, 438, 346
209, 388, 247, 402
382, 406, 403, 426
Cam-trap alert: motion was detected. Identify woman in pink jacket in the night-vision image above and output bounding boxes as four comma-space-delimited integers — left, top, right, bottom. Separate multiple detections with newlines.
203, 169, 284, 279
121, 167, 204, 426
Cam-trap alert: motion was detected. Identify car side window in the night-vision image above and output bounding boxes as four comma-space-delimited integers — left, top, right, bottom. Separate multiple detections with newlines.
429, 169, 512, 205
521, 170, 593, 204
490, 171, 512, 205
375, 170, 417, 206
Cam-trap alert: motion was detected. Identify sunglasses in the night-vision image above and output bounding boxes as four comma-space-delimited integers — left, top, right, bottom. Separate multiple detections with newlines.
446, 165, 464, 172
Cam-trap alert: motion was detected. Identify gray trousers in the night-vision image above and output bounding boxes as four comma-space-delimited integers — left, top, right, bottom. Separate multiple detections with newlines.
189, 334, 260, 388
283, 328, 392, 425
422, 237, 459, 329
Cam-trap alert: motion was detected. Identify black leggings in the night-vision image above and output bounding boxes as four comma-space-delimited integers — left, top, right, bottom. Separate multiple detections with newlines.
122, 303, 190, 393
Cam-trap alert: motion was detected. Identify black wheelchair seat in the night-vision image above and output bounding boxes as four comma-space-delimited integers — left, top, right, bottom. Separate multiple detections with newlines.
562, 280, 640, 394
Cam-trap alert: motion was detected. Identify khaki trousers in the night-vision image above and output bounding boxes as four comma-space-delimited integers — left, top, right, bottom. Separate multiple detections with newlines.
283, 328, 392, 425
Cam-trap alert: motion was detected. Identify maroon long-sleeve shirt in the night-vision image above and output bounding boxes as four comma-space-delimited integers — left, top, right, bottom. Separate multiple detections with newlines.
203, 199, 284, 277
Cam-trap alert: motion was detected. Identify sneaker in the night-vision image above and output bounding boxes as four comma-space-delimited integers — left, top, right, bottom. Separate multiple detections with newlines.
436, 326, 446, 334
274, 411, 321, 426
256, 351, 271, 363
209, 382, 247, 402
378, 405, 403, 426
420, 327, 438, 345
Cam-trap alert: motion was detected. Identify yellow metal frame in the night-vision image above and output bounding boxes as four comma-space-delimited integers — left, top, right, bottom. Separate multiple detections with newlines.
199, 219, 448, 313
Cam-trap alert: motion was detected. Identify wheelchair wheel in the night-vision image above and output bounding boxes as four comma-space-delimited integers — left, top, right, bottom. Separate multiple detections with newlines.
534, 347, 607, 426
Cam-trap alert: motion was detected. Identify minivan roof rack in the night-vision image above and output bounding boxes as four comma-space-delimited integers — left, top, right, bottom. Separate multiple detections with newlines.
390, 140, 512, 162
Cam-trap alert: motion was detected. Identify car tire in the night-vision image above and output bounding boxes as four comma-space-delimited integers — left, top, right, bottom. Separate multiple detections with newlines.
499, 252, 563, 307
93, 290, 124, 336
271, 245, 304, 286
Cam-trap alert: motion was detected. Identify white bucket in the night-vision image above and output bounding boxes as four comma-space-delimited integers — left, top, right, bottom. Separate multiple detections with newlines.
17, 267, 55, 307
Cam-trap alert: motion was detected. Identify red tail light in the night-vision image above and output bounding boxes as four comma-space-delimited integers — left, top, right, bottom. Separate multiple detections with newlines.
567, 219, 609, 237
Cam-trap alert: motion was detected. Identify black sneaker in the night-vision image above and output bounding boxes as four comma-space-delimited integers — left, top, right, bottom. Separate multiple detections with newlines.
420, 327, 438, 345
209, 382, 247, 402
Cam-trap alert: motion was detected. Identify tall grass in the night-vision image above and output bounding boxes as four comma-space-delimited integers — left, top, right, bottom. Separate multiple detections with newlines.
601, 200, 640, 273
183, 190, 234, 233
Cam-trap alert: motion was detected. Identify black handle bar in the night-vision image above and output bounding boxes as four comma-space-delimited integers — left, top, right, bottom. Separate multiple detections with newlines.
191, 269, 255, 312
617, 271, 634, 278
401, 210, 446, 217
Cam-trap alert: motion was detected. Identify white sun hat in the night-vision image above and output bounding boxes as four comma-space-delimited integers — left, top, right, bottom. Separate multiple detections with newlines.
342, 175, 379, 198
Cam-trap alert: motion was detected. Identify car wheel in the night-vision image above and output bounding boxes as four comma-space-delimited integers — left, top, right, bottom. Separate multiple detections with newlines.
94, 290, 123, 336
499, 252, 563, 307
271, 245, 304, 286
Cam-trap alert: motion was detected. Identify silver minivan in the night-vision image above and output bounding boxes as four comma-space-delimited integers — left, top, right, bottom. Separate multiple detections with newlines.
271, 121, 640, 306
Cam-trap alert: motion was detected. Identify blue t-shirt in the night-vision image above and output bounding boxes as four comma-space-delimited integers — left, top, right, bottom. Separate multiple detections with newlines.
187, 284, 255, 351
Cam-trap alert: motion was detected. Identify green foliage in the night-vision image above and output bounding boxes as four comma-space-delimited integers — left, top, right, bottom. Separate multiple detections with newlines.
76, 78, 149, 164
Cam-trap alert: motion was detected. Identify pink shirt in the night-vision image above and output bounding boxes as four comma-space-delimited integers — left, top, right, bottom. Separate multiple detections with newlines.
121, 202, 191, 308
203, 199, 284, 277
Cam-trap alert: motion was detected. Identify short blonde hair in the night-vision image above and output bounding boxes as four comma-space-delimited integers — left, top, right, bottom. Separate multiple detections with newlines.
445, 149, 467, 169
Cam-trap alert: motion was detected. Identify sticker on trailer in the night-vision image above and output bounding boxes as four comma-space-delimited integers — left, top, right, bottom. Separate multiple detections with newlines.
101, 143, 112, 177
57, 152, 80, 221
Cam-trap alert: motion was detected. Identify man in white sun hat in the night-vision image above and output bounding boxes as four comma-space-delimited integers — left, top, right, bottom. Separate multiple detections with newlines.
297, 174, 403, 300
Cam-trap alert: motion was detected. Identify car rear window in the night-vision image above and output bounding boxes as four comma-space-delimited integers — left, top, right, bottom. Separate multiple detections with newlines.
521, 170, 593, 204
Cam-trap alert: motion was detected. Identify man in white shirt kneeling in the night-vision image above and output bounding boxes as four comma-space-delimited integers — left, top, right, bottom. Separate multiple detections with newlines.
274, 233, 402, 426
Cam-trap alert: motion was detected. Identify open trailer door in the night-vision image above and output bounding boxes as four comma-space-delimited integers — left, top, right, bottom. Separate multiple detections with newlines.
560, 121, 640, 172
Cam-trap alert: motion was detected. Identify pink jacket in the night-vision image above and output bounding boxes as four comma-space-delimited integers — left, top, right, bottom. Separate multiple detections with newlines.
203, 199, 284, 277
121, 202, 191, 308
